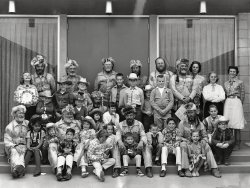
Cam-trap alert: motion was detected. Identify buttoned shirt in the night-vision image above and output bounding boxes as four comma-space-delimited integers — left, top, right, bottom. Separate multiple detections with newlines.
94, 71, 117, 93
202, 115, 222, 134
178, 117, 208, 142
31, 72, 56, 94
202, 83, 225, 103
4, 120, 29, 149
103, 111, 120, 128
149, 70, 173, 88
119, 86, 144, 107
224, 78, 245, 102
116, 120, 147, 144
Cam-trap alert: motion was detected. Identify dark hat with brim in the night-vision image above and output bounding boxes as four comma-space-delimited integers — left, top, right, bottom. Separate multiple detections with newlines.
57, 77, 72, 85
122, 106, 136, 116
89, 108, 103, 116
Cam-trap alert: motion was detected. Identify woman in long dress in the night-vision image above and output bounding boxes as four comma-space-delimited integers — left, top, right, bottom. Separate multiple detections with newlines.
224, 66, 245, 150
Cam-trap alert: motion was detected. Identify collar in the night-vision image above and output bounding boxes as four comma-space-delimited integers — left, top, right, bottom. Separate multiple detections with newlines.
115, 84, 126, 89
34, 72, 47, 78
130, 86, 137, 90
13, 120, 27, 127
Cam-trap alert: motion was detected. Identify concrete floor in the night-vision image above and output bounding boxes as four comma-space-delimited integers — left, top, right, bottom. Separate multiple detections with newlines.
0, 173, 249, 188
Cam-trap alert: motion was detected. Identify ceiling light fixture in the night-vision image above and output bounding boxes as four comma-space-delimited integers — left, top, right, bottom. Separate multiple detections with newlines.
9, 0, 16, 13
105, 1, 113, 15
200, 1, 207, 14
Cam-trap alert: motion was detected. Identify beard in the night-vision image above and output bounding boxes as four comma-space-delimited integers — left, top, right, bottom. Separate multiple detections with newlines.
126, 118, 134, 125
36, 68, 45, 75
156, 65, 166, 73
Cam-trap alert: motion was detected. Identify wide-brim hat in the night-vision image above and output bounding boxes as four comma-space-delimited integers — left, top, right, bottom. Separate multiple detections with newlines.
11, 105, 26, 117
77, 77, 89, 86
46, 122, 55, 130
216, 116, 229, 125
128, 73, 138, 80
89, 108, 103, 116
81, 116, 95, 128
62, 104, 75, 114
57, 77, 72, 85
185, 102, 197, 111
39, 90, 53, 98
144, 85, 153, 91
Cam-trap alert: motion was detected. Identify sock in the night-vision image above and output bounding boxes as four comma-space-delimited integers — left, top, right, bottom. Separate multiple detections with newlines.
161, 164, 166, 171
57, 167, 62, 174
81, 166, 86, 172
155, 156, 159, 161
136, 167, 141, 170
177, 165, 181, 171
67, 167, 72, 174
124, 166, 128, 171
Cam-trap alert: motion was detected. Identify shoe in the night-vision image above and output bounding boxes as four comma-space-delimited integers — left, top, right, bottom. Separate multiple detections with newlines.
211, 168, 221, 178
160, 170, 166, 177
178, 170, 185, 177
185, 170, 192, 178
33, 170, 41, 177
137, 169, 144, 177
56, 173, 64, 181
196, 171, 200, 177
112, 168, 120, 178
192, 171, 196, 177
81, 171, 89, 178
98, 171, 105, 182
145, 167, 153, 178
224, 159, 230, 166
120, 169, 128, 176
72, 161, 77, 169
64, 173, 72, 181
12, 169, 19, 178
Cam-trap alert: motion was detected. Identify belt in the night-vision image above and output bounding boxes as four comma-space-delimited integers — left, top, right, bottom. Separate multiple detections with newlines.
228, 95, 239, 99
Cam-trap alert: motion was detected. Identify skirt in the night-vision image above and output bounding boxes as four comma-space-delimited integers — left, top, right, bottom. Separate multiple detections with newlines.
224, 98, 245, 129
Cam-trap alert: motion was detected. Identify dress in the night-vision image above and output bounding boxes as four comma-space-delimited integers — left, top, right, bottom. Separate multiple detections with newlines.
224, 78, 245, 129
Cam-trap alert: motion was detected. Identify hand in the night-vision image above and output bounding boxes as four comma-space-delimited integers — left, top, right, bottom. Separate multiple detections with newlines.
183, 97, 191, 103
222, 143, 229, 148
118, 141, 125, 150
136, 142, 144, 150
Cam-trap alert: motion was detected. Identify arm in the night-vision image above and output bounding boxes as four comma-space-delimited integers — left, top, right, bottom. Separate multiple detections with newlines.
146, 132, 152, 145
4, 125, 16, 148
169, 76, 185, 100
162, 90, 174, 114
86, 94, 93, 112
140, 89, 144, 110
215, 85, 225, 102
150, 89, 162, 112
158, 132, 164, 145
189, 79, 198, 99
211, 130, 221, 145
36, 102, 44, 115
94, 76, 99, 91
119, 89, 126, 108
139, 122, 147, 144
149, 73, 155, 87
240, 81, 245, 103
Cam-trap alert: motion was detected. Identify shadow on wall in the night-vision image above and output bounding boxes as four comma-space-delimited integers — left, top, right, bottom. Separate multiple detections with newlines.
0, 36, 57, 140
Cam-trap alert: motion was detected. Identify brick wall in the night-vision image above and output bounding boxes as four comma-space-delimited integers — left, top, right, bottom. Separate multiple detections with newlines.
238, 13, 250, 141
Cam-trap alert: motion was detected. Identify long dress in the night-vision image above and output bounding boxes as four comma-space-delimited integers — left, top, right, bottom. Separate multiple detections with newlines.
224, 78, 246, 129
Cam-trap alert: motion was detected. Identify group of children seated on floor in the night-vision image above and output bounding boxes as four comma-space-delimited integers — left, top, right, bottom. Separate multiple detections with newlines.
25, 102, 234, 181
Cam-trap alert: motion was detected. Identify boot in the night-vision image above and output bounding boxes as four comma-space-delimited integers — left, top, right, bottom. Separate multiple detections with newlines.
33, 149, 41, 177
112, 168, 120, 178
145, 167, 153, 178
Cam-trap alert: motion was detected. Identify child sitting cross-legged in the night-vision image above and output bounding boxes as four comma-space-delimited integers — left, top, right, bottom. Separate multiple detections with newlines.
160, 118, 182, 177
188, 131, 207, 177
146, 124, 163, 166
211, 116, 235, 166
87, 129, 115, 182
56, 128, 77, 181
120, 132, 144, 177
